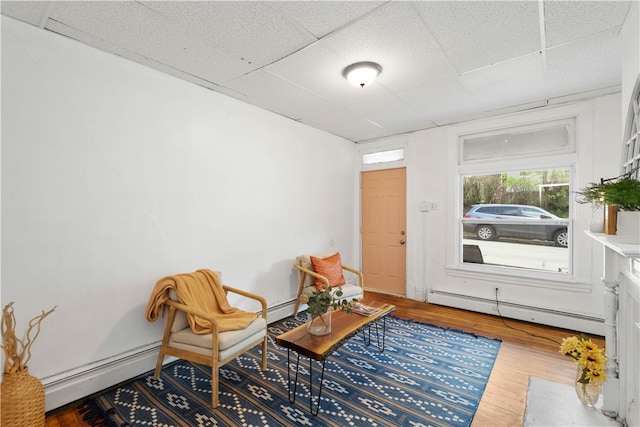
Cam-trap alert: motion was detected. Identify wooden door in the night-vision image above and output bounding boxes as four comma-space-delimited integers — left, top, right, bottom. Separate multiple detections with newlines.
361, 168, 406, 295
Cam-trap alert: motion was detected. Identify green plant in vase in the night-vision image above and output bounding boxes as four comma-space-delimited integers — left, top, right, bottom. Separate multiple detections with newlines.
601, 176, 640, 211
577, 170, 640, 236
577, 173, 640, 211
306, 286, 355, 336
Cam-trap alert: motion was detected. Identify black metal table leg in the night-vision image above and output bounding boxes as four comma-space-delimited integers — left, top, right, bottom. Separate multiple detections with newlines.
375, 315, 388, 352
309, 358, 326, 416
361, 314, 389, 352
286, 348, 326, 416
286, 349, 301, 404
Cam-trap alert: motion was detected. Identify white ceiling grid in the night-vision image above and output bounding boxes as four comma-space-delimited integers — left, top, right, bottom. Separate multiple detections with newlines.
1, 1, 633, 143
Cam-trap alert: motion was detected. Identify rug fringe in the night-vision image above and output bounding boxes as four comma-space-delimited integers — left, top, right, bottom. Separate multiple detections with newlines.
78, 399, 125, 427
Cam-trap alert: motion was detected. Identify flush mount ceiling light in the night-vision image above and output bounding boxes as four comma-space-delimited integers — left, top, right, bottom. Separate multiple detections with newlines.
342, 61, 382, 88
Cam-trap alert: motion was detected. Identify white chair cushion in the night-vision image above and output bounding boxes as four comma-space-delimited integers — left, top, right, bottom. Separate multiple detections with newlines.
169, 317, 266, 352
301, 283, 363, 301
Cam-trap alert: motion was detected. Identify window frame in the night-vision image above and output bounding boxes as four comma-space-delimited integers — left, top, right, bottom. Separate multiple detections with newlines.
360, 144, 407, 172
622, 75, 640, 179
448, 114, 582, 285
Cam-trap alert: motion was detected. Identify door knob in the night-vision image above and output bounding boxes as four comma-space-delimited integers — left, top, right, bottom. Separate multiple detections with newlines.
400, 239, 406, 245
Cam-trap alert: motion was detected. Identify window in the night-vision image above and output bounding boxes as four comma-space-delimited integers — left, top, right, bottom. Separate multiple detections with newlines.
623, 76, 640, 179
458, 119, 574, 275
461, 119, 574, 163
462, 169, 570, 272
362, 148, 404, 165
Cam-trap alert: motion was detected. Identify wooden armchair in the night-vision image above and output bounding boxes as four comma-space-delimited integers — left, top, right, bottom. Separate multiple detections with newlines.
152, 274, 268, 409
293, 253, 364, 316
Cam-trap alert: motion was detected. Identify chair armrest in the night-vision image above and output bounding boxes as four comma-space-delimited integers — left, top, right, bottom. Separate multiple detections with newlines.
223, 285, 268, 319
165, 299, 220, 333
294, 263, 363, 288
342, 265, 364, 287
293, 264, 330, 288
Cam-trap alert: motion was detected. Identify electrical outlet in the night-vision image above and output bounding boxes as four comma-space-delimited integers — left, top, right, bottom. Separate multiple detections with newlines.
419, 201, 429, 212
429, 201, 439, 211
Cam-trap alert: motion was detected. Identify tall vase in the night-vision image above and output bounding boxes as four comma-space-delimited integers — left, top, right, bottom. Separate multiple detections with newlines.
0, 367, 46, 426
588, 207, 604, 233
307, 310, 332, 336
574, 368, 601, 407
603, 204, 617, 235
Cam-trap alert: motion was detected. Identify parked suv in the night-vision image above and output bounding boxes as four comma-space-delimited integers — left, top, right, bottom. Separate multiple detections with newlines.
463, 204, 568, 247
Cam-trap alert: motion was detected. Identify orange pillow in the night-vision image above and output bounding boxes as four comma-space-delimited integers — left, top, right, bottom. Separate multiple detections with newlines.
310, 252, 346, 290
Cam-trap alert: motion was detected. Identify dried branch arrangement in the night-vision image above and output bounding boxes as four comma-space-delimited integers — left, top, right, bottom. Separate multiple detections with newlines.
1, 302, 56, 374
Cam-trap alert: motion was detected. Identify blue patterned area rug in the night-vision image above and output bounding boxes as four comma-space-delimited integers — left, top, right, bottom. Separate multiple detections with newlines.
79, 315, 500, 427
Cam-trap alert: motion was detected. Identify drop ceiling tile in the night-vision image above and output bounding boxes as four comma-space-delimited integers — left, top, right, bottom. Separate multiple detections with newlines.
545, 29, 622, 99
398, 78, 476, 125
264, 41, 392, 108
271, 1, 385, 38
43, 18, 221, 93
141, 1, 316, 67
222, 69, 309, 121
544, 1, 632, 48
460, 51, 546, 112
415, 1, 540, 73
345, 95, 437, 135
1, 1, 49, 26
296, 2, 458, 96
300, 108, 392, 142
46, 2, 254, 84
223, 68, 391, 144
225, 71, 386, 141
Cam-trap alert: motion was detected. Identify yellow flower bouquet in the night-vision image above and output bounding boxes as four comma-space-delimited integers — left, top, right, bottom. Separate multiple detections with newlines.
559, 335, 607, 384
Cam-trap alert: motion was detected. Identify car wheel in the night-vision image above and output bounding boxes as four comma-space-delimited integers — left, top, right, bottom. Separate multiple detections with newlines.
476, 225, 496, 241
554, 229, 568, 247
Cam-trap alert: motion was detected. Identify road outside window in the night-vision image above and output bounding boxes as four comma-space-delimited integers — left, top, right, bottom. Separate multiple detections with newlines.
461, 169, 570, 273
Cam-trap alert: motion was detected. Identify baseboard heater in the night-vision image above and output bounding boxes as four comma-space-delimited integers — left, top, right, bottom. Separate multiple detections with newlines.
429, 290, 604, 332
42, 298, 298, 412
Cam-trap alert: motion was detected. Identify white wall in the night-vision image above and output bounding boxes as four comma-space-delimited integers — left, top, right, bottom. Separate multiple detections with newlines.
1, 16, 359, 407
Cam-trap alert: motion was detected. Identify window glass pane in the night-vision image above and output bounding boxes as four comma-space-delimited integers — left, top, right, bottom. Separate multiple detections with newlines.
363, 148, 404, 165
461, 169, 570, 273
462, 122, 571, 162
623, 80, 640, 179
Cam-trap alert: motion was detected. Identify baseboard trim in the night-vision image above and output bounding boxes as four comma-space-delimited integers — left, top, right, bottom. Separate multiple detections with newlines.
42, 343, 161, 411
43, 300, 298, 411
428, 291, 605, 336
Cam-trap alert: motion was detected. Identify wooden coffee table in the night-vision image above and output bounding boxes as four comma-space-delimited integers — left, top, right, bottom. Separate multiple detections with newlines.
275, 298, 395, 415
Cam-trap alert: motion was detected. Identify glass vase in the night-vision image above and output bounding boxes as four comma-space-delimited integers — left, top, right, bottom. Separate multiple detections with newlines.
574, 368, 602, 407
307, 310, 332, 336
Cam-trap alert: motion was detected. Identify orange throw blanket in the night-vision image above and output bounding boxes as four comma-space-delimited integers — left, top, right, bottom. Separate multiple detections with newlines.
145, 269, 257, 334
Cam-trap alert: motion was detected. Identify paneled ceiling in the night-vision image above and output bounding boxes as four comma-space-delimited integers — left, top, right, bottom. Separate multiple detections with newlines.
1, 1, 633, 143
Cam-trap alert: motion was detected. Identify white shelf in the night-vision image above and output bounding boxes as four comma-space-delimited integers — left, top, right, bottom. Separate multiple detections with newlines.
585, 230, 640, 258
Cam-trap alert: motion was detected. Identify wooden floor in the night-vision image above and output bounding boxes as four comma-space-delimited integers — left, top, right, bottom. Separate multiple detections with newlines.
45, 292, 603, 426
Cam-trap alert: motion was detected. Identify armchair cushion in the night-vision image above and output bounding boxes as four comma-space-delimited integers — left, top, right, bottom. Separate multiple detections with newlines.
170, 317, 267, 353
300, 281, 362, 300
310, 252, 346, 290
